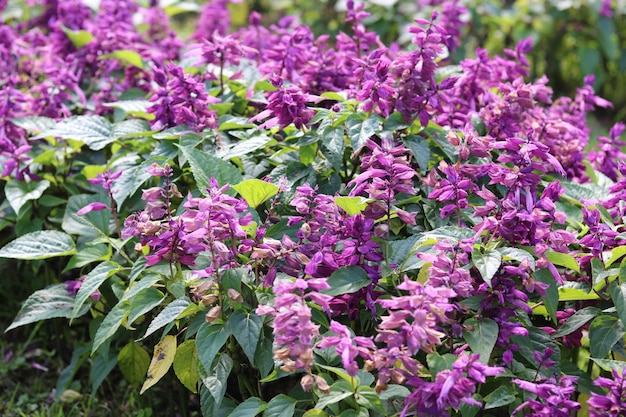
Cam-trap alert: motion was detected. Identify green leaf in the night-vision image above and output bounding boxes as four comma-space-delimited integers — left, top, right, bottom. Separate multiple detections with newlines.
5, 284, 90, 332
355, 386, 385, 414
316, 364, 356, 385
497, 247, 535, 270
99, 49, 144, 69
463, 318, 498, 363
621, 257, 626, 284
141, 335, 177, 394
128, 288, 166, 325
112, 119, 153, 137
426, 352, 457, 375
63, 244, 110, 272
60, 25, 93, 48
0, 230, 76, 260
201, 353, 233, 411
379, 384, 411, 401
196, 323, 233, 372
534, 269, 558, 324
558, 287, 600, 301
589, 315, 625, 359
92, 303, 128, 354
346, 113, 380, 154
511, 327, 560, 375
334, 196, 368, 216
315, 380, 353, 411
611, 282, 626, 328
553, 306, 601, 338
37, 115, 115, 150
141, 298, 191, 340
264, 394, 297, 417
72, 261, 122, 320
9, 116, 56, 133
103, 100, 154, 119
321, 126, 345, 171
598, 17, 619, 61
90, 349, 118, 392
545, 251, 580, 273
322, 266, 371, 296
113, 158, 164, 208
220, 134, 273, 160
232, 179, 279, 209
472, 249, 502, 287
118, 341, 151, 387
230, 397, 266, 417
404, 135, 431, 173
62, 194, 111, 237
228, 311, 262, 364
299, 142, 317, 165
177, 145, 243, 193
174, 339, 198, 393
591, 358, 626, 373
483, 385, 516, 410
219, 115, 255, 130
607, 246, 626, 268
254, 331, 274, 379
5, 179, 50, 214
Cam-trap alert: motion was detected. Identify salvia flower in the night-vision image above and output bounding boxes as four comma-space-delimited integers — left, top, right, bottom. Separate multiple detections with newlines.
587, 368, 626, 416
512, 375, 580, 416
250, 76, 318, 129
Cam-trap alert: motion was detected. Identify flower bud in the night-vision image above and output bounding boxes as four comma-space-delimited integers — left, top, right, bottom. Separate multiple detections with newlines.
227, 288, 243, 303
205, 306, 222, 323
390, 369, 406, 385
313, 375, 330, 394
300, 374, 314, 392
201, 294, 219, 306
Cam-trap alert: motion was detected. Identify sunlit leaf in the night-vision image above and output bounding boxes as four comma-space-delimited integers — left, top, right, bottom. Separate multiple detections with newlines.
0, 230, 76, 260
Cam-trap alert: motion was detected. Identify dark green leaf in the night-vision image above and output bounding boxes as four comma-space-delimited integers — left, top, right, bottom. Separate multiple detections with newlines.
346, 113, 380, 154
128, 288, 166, 325
5, 179, 50, 214
62, 194, 111, 237
141, 298, 191, 340
196, 323, 233, 371
472, 249, 502, 287
511, 327, 560, 375
90, 349, 118, 392
483, 385, 516, 410
230, 397, 266, 417
201, 353, 233, 411
6, 284, 90, 332
264, 394, 297, 417
0, 230, 76, 260
404, 135, 430, 172
321, 126, 345, 171
426, 352, 457, 375
463, 318, 498, 362
72, 261, 122, 320
589, 315, 625, 359
92, 303, 129, 354
228, 311, 263, 364
553, 306, 601, 338
322, 266, 371, 296
315, 380, 353, 411
177, 145, 243, 192
534, 269, 558, 324
355, 386, 385, 414
220, 135, 273, 160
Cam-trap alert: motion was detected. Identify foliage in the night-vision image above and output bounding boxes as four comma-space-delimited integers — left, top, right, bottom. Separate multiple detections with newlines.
1, 0, 626, 416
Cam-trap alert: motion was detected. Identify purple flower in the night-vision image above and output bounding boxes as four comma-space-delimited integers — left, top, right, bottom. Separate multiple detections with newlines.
513, 375, 580, 416
250, 76, 318, 129
588, 368, 626, 416
77, 202, 109, 215
317, 320, 375, 376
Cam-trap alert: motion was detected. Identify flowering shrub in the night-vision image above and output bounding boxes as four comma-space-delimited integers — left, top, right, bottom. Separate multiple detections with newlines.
1, 1, 626, 416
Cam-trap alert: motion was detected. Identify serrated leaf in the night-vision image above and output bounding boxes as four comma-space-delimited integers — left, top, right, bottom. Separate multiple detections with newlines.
196, 323, 232, 372
472, 249, 502, 287
315, 381, 353, 411
545, 250, 580, 273
0, 230, 76, 260
112, 158, 164, 208
201, 353, 233, 411
140, 335, 177, 394
232, 179, 279, 209
5, 284, 90, 332
100, 49, 144, 69
9, 116, 56, 133
553, 306, 601, 338
37, 115, 114, 150
228, 312, 262, 364
346, 113, 380, 154
321, 126, 345, 171
63, 244, 110, 272
141, 298, 191, 340
334, 196, 368, 216
404, 135, 430, 172
355, 386, 385, 414
322, 266, 371, 296
463, 318, 498, 362
589, 315, 625, 359
264, 394, 297, 417
118, 341, 151, 387
5, 179, 50, 214
177, 145, 243, 193
174, 339, 198, 393
230, 397, 266, 417
220, 135, 273, 160
72, 261, 122, 320
497, 247, 535, 270
112, 119, 152, 137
